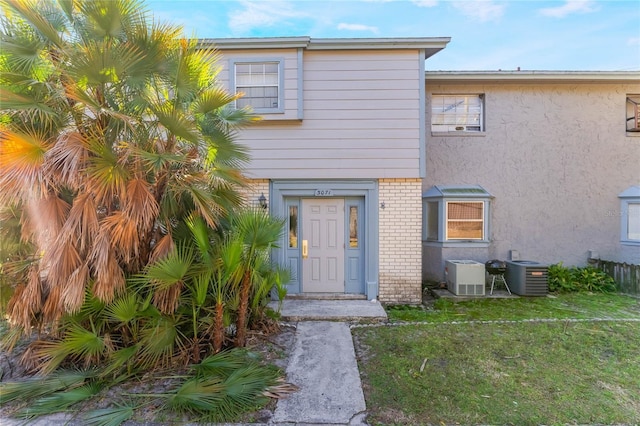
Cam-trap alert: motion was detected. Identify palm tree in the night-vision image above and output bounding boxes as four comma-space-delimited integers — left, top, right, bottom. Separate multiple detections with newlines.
227, 209, 285, 347
0, 0, 255, 332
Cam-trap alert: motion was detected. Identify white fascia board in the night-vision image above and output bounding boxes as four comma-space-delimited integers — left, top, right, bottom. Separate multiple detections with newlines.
425, 70, 640, 83
198, 36, 451, 58
308, 37, 450, 59
198, 37, 311, 50
307, 37, 450, 50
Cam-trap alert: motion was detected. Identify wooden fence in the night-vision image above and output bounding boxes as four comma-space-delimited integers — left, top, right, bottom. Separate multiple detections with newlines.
591, 259, 640, 296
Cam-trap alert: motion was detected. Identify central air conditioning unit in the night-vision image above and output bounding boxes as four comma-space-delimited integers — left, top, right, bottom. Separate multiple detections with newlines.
445, 260, 485, 296
504, 260, 549, 296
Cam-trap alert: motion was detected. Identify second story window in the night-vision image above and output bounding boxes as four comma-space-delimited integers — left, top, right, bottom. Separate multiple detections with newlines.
431, 94, 484, 133
627, 95, 640, 133
234, 61, 282, 112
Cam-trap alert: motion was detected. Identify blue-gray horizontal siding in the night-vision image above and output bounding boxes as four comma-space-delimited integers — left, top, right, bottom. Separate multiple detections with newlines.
236, 50, 422, 179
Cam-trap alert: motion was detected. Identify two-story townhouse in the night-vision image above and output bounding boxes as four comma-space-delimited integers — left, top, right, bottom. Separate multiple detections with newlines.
203, 36, 640, 302
423, 71, 640, 282
201, 37, 450, 303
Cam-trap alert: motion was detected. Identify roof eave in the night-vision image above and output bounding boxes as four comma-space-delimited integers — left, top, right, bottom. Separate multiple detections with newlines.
425, 70, 640, 83
198, 36, 451, 58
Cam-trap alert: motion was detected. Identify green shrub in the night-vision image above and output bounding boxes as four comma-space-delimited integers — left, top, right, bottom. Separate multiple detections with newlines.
548, 263, 616, 293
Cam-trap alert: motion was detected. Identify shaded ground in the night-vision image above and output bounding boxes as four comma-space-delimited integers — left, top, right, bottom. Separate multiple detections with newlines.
0, 324, 297, 425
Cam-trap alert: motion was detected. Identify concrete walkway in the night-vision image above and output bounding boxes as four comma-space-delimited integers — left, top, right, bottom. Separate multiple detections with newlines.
268, 299, 387, 425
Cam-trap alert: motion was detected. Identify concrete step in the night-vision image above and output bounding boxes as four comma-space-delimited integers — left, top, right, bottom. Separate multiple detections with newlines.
269, 299, 388, 323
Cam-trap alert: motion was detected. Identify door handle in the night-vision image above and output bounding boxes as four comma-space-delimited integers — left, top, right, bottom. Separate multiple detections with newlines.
302, 240, 308, 259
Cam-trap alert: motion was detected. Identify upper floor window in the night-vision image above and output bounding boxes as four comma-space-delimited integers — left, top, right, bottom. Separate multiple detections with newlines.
627, 95, 640, 133
431, 94, 484, 133
619, 186, 640, 245
232, 60, 283, 113
423, 185, 492, 244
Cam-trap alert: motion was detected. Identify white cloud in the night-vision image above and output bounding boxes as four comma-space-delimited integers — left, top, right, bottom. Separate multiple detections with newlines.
412, 0, 439, 7
452, 0, 505, 22
228, 0, 307, 34
337, 23, 380, 33
539, 0, 597, 18
627, 37, 640, 46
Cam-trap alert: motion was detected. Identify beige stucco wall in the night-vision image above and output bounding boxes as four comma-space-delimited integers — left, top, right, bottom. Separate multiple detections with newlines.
423, 81, 640, 281
379, 178, 423, 303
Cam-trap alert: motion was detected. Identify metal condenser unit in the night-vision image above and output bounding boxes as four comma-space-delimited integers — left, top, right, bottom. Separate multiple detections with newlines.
504, 260, 548, 296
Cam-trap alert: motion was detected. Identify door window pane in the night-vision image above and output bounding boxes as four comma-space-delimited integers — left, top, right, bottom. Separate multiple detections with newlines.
289, 205, 298, 248
349, 206, 358, 248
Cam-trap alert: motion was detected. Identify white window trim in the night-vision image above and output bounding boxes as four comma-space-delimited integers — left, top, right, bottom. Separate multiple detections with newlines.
619, 186, 640, 245
430, 94, 485, 135
229, 58, 285, 114
423, 185, 492, 247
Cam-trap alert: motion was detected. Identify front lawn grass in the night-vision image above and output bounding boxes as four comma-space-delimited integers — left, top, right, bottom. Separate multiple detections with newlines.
354, 294, 640, 425
387, 293, 640, 323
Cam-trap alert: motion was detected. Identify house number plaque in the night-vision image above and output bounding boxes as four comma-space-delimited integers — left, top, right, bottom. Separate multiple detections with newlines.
314, 189, 333, 196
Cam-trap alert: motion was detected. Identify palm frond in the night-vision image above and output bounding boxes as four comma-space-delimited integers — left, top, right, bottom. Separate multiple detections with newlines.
90, 236, 126, 304
189, 268, 212, 308
34, 323, 106, 374
222, 364, 275, 408
215, 105, 261, 128
104, 292, 140, 324
82, 404, 135, 426
2, 0, 66, 49
136, 315, 179, 369
85, 141, 129, 206
193, 87, 238, 115
145, 244, 194, 289
0, 369, 93, 403
0, 127, 49, 200
16, 381, 103, 418
61, 262, 90, 313
192, 349, 248, 378
62, 192, 99, 254
0, 88, 57, 117
173, 175, 223, 228
148, 233, 174, 264
133, 148, 186, 175
165, 375, 226, 414
185, 214, 212, 262
0, 35, 47, 77
44, 131, 89, 190
123, 177, 159, 232
102, 344, 140, 377
42, 235, 81, 297
5, 266, 42, 331
233, 208, 284, 252
79, 0, 146, 40
165, 351, 281, 421
100, 211, 140, 264
151, 102, 199, 144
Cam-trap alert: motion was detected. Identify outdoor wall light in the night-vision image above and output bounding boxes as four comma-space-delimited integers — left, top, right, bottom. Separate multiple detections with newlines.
258, 193, 267, 210
380, 201, 386, 209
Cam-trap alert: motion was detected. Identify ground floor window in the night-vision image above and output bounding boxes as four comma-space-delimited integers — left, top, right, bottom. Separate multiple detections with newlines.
619, 186, 640, 244
423, 185, 492, 244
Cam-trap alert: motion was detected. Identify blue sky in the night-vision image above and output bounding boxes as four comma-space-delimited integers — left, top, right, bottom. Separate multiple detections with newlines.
145, 0, 640, 71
